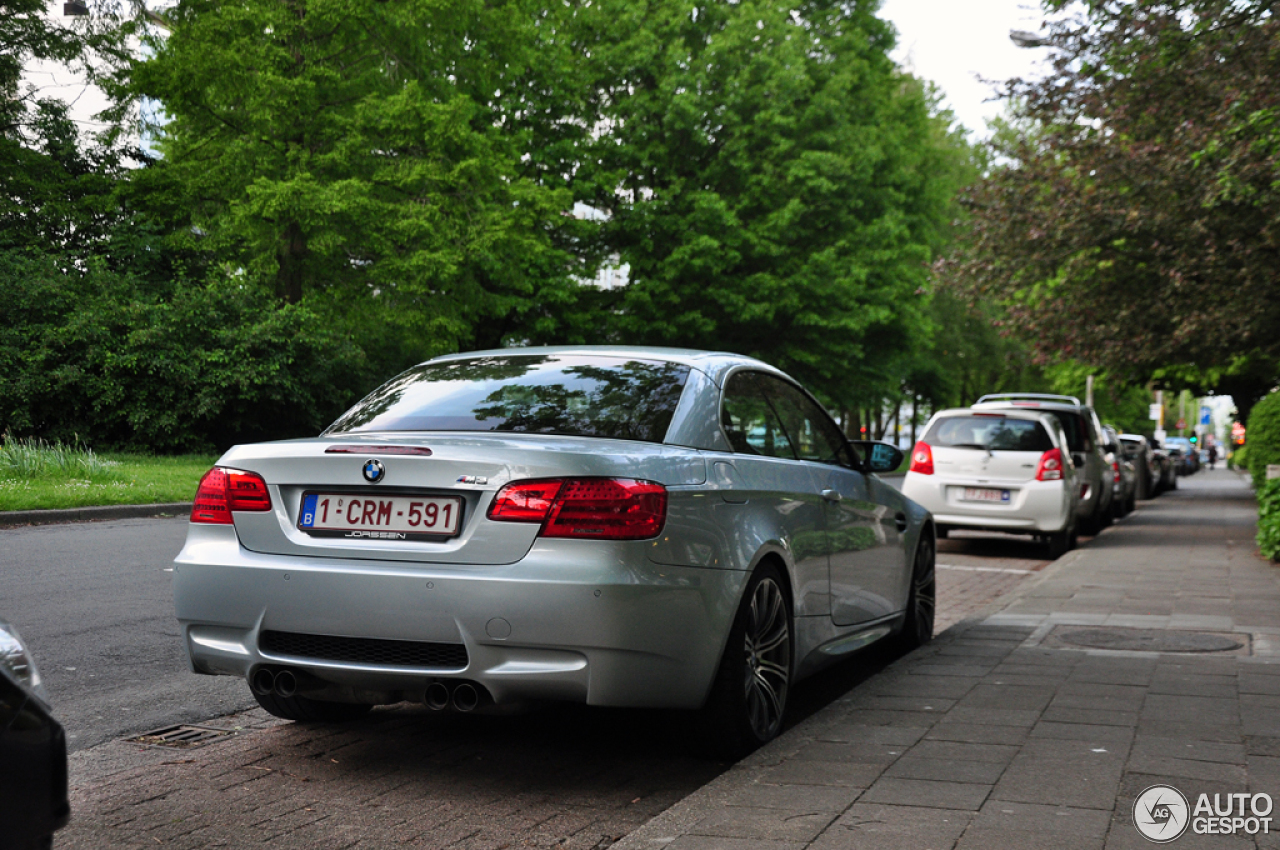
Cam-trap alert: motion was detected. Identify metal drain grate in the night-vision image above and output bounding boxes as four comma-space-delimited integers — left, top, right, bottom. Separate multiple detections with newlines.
126, 724, 236, 749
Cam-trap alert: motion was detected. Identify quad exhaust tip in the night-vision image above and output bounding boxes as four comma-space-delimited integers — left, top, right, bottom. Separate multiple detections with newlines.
249, 666, 305, 699
424, 682, 450, 711
250, 667, 276, 696
451, 683, 480, 712
422, 680, 490, 713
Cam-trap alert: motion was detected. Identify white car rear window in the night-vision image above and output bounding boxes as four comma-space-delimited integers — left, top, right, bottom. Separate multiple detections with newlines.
924, 416, 1054, 452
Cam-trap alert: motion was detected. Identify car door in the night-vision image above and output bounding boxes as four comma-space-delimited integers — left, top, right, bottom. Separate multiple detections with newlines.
719, 371, 830, 617
756, 376, 904, 626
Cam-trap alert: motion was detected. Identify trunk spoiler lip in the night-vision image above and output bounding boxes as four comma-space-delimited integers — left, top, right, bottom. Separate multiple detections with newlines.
323, 445, 434, 456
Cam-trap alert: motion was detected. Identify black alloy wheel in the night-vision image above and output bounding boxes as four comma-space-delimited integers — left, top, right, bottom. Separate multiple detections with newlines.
703, 563, 792, 759
897, 535, 936, 651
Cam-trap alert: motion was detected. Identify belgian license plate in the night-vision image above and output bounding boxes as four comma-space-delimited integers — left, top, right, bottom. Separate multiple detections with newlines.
963, 487, 1011, 503
298, 493, 462, 540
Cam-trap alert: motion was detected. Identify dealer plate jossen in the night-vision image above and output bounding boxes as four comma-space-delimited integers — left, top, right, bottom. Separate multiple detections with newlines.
298, 493, 463, 540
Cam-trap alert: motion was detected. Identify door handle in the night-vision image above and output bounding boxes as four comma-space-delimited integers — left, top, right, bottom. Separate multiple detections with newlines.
820, 489, 842, 503
894, 512, 908, 532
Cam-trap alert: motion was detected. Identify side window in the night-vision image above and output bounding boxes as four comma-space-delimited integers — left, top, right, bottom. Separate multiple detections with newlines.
721, 372, 795, 459
759, 376, 850, 467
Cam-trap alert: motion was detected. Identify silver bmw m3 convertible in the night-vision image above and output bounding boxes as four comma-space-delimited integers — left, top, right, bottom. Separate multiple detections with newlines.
174, 346, 936, 755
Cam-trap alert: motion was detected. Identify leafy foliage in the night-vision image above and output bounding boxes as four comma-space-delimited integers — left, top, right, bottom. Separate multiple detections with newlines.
1258, 479, 1280, 563
127, 0, 585, 358
0, 250, 368, 451
948, 0, 1280, 401
1246, 390, 1280, 492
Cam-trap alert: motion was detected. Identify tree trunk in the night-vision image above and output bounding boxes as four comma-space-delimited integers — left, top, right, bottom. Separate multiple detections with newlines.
276, 220, 307, 304
910, 393, 920, 447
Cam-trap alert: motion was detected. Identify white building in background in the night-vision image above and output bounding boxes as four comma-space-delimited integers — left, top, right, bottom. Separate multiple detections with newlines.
20, 2, 115, 137
19, 1, 165, 150
571, 203, 629, 291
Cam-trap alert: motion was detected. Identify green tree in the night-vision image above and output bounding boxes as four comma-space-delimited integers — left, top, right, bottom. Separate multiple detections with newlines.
948, 0, 1280, 406
127, 0, 588, 359
544, 0, 969, 409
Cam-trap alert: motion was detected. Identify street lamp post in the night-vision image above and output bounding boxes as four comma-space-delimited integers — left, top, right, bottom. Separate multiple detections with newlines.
1009, 29, 1055, 48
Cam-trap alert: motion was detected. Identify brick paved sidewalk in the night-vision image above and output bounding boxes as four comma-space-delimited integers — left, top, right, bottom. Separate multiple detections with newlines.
615, 468, 1280, 850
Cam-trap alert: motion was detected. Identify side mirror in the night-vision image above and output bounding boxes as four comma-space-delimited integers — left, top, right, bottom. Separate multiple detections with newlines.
850, 440, 903, 474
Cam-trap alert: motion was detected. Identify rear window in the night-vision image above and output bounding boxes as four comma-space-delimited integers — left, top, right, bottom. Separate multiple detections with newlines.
324, 354, 690, 443
923, 415, 1054, 452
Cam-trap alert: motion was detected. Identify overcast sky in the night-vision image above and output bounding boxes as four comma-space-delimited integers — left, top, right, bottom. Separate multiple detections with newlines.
878, 0, 1053, 138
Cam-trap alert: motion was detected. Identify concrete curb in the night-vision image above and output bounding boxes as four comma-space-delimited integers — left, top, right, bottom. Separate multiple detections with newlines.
0, 502, 190, 528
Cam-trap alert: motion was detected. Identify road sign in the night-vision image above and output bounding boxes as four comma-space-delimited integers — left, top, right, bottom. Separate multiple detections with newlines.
1175, 418, 1186, 430
1149, 404, 1162, 421
1200, 405, 1211, 426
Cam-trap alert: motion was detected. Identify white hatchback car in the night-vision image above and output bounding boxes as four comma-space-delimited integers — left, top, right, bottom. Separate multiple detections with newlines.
902, 408, 1080, 557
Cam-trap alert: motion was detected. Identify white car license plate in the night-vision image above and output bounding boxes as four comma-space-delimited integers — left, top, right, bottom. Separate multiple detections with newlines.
298, 493, 462, 540
962, 487, 1011, 503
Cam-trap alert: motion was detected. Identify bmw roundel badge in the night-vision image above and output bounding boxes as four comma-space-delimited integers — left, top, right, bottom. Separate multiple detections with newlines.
362, 459, 385, 483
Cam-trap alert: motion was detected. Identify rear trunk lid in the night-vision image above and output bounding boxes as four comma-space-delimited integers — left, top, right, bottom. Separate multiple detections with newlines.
217, 434, 706, 565
932, 445, 1042, 484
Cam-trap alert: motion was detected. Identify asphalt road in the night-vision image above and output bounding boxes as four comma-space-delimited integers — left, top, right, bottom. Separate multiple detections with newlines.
0, 516, 255, 753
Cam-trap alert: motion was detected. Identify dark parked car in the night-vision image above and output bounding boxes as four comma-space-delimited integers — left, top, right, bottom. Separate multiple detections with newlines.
1150, 442, 1178, 492
1103, 426, 1136, 517
1119, 434, 1159, 500
0, 617, 69, 849
1164, 436, 1200, 475
971, 393, 1115, 534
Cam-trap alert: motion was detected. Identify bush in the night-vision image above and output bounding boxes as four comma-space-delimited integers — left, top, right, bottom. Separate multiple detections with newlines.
0, 251, 372, 452
1230, 444, 1249, 472
1260, 479, 1280, 563
1247, 390, 1280, 491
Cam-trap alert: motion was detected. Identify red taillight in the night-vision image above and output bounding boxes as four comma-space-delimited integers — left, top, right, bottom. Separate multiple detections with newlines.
1035, 448, 1064, 481
191, 467, 272, 524
909, 442, 934, 476
487, 478, 667, 540
1112, 460, 1121, 483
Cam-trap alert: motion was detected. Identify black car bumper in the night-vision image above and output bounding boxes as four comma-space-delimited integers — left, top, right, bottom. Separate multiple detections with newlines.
0, 673, 69, 847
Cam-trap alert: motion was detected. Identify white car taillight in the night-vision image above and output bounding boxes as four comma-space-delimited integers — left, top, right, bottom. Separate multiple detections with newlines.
1035, 448, 1064, 481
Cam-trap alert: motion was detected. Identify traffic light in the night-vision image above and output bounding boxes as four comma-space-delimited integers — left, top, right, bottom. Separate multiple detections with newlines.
1189, 435, 1198, 444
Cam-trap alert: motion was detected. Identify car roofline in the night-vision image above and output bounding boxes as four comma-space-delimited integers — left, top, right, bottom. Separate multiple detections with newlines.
928, 407, 1055, 421
417, 346, 792, 387
974, 392, 1084, 408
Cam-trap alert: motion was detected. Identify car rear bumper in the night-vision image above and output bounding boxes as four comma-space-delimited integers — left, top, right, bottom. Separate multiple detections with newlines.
174, 525, 747, 710
902, 474, 1072, 533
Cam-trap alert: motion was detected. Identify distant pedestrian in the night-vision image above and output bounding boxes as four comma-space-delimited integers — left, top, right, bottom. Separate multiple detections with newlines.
1208, 444, 1219, 469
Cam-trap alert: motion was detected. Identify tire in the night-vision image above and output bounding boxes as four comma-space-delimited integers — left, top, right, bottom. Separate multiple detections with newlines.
1098, 501, 1113, 529
701, 563, 793, 760
1127, 493, 1136, 515
936, 526, 949, 540
897, 535, 936, 651
252, 689, 373, 722
1046, 521, 1075, 559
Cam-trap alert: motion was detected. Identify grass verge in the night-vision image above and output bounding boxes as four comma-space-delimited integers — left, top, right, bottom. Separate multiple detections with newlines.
0, 439, 215, 512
